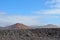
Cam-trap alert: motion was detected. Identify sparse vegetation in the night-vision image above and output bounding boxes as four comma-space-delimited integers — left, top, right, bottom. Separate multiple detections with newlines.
0, 28, 60, 40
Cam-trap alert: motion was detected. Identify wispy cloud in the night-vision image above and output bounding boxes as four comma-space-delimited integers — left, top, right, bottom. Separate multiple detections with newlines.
31, 0, 60, 26
0, 13, 58, 26
34, 0, 60, 14
34, 9, 60, 14
0, 12, 59, 26
0, 14, 42, 26
0, 12, 6, 15
45, 0, 60, 8
0, 0, 60, 26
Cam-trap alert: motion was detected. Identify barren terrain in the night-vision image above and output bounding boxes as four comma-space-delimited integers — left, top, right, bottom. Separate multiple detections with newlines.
0, 28, 60, 40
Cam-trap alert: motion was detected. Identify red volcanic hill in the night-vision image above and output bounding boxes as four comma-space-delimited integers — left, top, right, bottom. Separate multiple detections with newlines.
6, 23, 30, 29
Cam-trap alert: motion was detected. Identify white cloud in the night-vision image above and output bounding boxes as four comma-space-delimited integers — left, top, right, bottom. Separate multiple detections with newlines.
0, 12, 59, 27
35, 9, 60, 14
1, 0, 60, 26
0, 15, 41, 26
34, 0, 60, 14
55, 0, 60, 2
45, 0, 60, 8
0, 12, 6, 15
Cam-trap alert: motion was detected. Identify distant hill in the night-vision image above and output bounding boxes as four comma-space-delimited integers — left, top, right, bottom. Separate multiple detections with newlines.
5, 23, 30, 29
0, 24, 59, 29
39, 24, 59, 28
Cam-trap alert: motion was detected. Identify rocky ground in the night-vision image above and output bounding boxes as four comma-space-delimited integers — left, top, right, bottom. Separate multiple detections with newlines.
0, 28, 60, 40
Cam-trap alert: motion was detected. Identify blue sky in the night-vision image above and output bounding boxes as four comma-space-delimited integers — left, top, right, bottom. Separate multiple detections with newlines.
0, 0, 60, 26
0, 0, 45, 15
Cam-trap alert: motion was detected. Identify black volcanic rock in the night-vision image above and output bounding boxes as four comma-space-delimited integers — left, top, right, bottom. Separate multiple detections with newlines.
0, 28, 60, 40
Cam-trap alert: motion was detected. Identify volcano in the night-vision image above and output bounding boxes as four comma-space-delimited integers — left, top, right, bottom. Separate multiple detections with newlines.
6, 23, 30, 29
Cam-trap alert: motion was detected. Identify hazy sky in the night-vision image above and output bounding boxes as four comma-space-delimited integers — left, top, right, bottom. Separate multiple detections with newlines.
0, 0, 60, 26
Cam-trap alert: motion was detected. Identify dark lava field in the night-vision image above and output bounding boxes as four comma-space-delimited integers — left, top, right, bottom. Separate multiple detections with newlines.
0, 28, 60, 40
